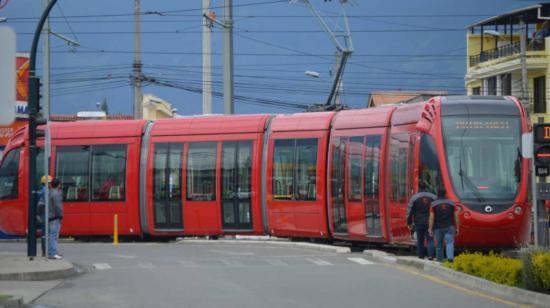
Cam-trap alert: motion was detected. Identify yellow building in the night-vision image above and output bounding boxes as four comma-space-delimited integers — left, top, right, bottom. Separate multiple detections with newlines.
466, 3, 550, 123
142, 93, 176, 120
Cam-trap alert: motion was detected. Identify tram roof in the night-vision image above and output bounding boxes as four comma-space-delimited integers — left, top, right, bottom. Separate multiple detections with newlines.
332, 107, 395, 130
151, 114, 270, 136
270, 111, 335, 132
49, 120, 147, 139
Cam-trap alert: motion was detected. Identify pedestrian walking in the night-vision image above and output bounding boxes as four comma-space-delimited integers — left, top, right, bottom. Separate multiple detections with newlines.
48, 178, 64, 260
407, 184, 435, 260
36, 175, 52, 257
429, 188, 459, 262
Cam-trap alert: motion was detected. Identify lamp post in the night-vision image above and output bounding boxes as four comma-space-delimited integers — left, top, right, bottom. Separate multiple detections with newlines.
27, 0, 57, 259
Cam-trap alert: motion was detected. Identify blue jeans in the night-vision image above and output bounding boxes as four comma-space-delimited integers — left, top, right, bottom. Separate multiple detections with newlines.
434, 226, 455, 262
48, 219, 61, 257
415, 224, 434, 258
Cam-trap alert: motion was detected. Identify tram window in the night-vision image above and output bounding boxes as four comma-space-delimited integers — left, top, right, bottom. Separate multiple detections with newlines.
0, 148, 20, 200
295, 139, 317, 201
91, 145, 127, 201
56, 146, 90, 202
364, 136, 381, 197
348, 137, 363, 201
390, 134, 409, 202
273, 139, 295, 200
419, 134, 443, 194
273, 138, 318, 201
187, 142, 217, 201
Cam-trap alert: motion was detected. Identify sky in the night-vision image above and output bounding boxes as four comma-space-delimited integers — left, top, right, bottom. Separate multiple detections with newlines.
0, 0, 540, 116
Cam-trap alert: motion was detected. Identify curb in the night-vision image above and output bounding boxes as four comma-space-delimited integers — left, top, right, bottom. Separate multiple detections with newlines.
176, 238, 351, 254
0, 267, 75, 282
364, 250, 550, 308
0, 296, 23, 308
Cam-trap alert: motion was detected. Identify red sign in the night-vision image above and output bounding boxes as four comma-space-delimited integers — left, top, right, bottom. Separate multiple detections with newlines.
15, 54, 29, 117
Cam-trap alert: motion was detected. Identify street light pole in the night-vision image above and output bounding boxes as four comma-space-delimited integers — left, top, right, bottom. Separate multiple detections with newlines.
27, 0, 57, 259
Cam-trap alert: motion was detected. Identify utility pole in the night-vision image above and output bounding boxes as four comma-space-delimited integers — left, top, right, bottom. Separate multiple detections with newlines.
202, 0, 213, 114
223, 0, 234, 114
520, 19, 529, 110
42, 0, 50, 119
133, 0, 142, 119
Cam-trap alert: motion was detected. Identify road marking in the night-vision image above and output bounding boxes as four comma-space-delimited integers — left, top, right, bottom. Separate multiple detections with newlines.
137, 262, 155, 269
266, 259, 288, 266
348, 257, 374, 265
93, 263, 111, 270
109, 254, 137, 259
307, 258, 332, 266
220, 259, 244, 267
392, 264, 528, 307
209, 249, 255, 256
179, 260, 198, 267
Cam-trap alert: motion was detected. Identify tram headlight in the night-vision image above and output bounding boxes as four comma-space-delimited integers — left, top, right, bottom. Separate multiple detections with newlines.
514, 206, 522, 215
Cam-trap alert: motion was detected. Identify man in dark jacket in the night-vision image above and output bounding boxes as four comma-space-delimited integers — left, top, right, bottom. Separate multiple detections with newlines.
407, 185, 436, 259
429, 188, 459, 262
48, 178, 64, 260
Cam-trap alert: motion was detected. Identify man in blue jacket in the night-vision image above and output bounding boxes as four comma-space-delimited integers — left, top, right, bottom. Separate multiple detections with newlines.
48, 178, 64, 260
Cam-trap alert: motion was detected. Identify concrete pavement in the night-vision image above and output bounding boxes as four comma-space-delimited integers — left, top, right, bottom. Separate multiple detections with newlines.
0, 251, 75, 307
1, 240, 549, 307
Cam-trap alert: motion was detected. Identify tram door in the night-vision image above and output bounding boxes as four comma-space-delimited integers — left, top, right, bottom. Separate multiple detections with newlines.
331, 138, 348, 234
364, 135, 382, 237
221, 141, 253, 230
153, 143, 183, 230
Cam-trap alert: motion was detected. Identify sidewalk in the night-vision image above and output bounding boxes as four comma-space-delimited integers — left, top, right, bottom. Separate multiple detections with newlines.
0, 252, 75, 307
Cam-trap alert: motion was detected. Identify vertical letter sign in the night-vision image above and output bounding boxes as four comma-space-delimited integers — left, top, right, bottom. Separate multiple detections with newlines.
0, 27, 16, 125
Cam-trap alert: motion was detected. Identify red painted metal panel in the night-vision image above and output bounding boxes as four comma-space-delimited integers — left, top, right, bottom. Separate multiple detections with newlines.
332, 107, 394, 130
270, 112, 335, 132
48, 120, 146, 140
152, 115, 269, 136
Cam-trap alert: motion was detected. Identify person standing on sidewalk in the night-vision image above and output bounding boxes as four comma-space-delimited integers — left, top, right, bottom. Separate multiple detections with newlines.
428, 188, 459, 262
36, 175, 52, 257
48, 178, 64, 260
407, 184, 436, 260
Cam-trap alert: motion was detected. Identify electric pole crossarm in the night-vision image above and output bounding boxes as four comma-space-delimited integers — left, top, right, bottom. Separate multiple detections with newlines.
50, 31, 80, 47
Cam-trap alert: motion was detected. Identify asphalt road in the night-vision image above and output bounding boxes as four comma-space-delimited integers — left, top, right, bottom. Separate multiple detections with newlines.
1, 241, 515, 308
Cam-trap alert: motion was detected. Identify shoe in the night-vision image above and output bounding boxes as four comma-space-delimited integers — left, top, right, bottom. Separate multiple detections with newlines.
48, 254, 63, 260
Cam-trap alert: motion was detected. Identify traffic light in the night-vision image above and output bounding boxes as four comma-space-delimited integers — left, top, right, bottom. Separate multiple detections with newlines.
534, 124, 550, 176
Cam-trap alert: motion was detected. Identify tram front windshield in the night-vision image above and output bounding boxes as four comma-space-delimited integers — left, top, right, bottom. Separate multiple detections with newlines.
442, 116, 521, 201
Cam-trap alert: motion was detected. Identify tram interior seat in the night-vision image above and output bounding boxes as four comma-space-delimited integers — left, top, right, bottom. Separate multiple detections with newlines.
109, 186, 121, 199
66, 187, 77, 201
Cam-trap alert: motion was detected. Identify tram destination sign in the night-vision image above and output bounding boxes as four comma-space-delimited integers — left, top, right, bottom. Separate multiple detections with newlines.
534, 124, 550, 144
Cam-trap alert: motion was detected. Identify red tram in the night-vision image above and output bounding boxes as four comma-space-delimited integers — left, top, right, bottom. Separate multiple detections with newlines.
0, 96, 532, 249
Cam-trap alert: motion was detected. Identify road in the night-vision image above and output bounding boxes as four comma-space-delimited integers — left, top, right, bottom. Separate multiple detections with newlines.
1, 241, 517, 308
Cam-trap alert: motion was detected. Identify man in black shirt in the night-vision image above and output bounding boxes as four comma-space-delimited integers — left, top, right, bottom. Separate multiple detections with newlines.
407, 185, 436, 260
429, 188, 459, 262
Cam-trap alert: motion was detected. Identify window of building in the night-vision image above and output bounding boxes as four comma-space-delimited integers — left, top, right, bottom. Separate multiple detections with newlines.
91, 145, 127, 201
534, 76, 546, 113
186, 142, 217, 201
487, 76, 497, 96
472, 87, 481, 96
56, 146, 90, 202
0, 148, 20, 200
501, 73, 512, 96
272, 138, 318, 201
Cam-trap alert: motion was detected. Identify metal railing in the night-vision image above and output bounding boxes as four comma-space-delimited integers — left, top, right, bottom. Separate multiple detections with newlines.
469, 41, 545, 66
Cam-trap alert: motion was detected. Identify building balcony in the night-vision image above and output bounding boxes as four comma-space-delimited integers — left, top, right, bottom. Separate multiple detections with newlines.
469, 41, 545, 67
